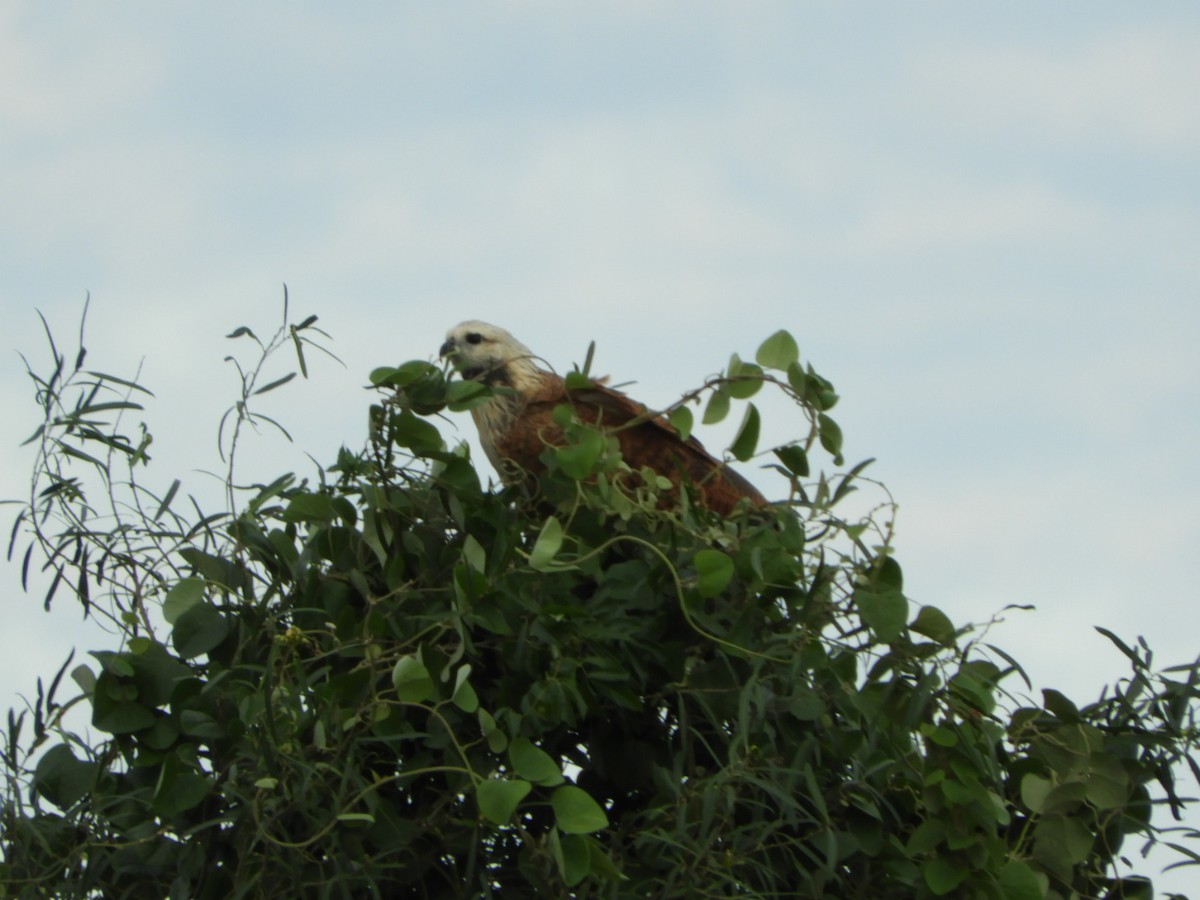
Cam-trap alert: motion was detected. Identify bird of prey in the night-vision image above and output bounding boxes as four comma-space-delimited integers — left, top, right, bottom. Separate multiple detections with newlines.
439, 321, 766, 516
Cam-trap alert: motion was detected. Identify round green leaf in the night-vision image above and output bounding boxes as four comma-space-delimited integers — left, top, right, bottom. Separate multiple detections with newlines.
998, 860, 1044, 900
1022, 772, 1051, 816
551, 784, 609, 834
694, 549, 734, 599
755, 329, 800, 370
477, 777, 532, 825
162, 577, 205, 625
555, 428, 606, 480
509, 737, 564, 786
391, 654, 435, 702
171, 601, 230, 659
446, 378, 492, 411
667, 406, 694, 442
153, 770, 212, 817
923, 857, 967, 895
283, 492, 338, 524
33, 745, 99, 809
726, 365, 763, 399
856, 589, 908, 642
392, 409, 444, 454
911, 605, 956, 645
369, 360, 437, 387
773, 444, 809, 478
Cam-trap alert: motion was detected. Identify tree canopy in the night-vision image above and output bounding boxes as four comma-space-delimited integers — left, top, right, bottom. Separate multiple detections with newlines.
2, 303, 1198, 899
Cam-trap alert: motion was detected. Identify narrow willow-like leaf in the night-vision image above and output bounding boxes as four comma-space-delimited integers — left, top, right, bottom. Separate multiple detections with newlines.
251, 372, 297, 396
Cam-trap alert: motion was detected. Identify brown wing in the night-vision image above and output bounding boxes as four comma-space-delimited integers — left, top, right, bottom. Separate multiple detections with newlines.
494, 373, 766, 515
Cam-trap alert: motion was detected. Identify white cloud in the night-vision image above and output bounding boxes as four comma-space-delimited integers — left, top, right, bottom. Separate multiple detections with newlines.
907, 24, 1200, 152
1, 8, 1199, 889
0, 7, 164, 141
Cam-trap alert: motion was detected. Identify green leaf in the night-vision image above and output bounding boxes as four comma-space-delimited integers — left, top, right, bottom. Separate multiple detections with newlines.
180, 710, 226, 741
773, 444, 809, 478
171, 601, 229, 659
446, 378, 491, 411
451, 665, 479, 713
998, 860, 1044, 900
557, 832, 591, 887
555, 429, 605, 479
817, 413, 844, 463
923, 857, 967, 895
726, 362, 763, 399
911, 605, 956, 645
462, 534, 486, 573
702, 388, 730, 425
479, 708, 507, 753
583, 838, 626, 882
667, 406, 694, 442
856, 589, 907, 642
919, 722, 958, 748
1042, 688, 1081, 722
33, 745, 99, 809
921, 854, 969, 897
1042, 781, 1087, 815
251, 372, 297, 396
551, 785, 609, 834
85, 370, 155, 396
1084, 756, 1129, 810
905, 818, 945, 855
392, 409, 443, 454
1034, 815, 1093, 866
694, 549, 734, 598
1020, 773, 1053, 814
369, 360, 437, 387
564, 370, 595, 390
730, 403, 760, 461
756, 329, 800, 370
162, 577, 205, 625
509, 737, 565, 786
873, 555, 903, 591
153, 769, 211, 817
152, 478, 181, 521
282, 492, 336, 524
91, 678, 155, 734
391, 654, 435, 702
476, 777, 532, 825
529, 516, 565, 571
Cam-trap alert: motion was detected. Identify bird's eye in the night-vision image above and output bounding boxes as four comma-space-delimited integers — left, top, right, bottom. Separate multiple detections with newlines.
466, 333, 483, 345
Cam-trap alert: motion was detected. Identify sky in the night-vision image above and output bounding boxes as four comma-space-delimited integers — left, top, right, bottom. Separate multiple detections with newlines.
2, 2, 1199, 892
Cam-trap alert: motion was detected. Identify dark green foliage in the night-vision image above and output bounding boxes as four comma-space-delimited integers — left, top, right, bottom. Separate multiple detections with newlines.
2, 304, 1198, 898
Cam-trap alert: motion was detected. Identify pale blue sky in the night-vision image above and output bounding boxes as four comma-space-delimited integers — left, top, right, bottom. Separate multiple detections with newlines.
3, 4, 1199, 891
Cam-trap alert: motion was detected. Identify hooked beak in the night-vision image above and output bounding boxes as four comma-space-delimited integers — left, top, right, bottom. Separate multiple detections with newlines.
438, 337, 456, 359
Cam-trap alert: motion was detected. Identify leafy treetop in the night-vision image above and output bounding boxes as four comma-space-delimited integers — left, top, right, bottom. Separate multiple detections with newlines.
2, 300, 1197, 899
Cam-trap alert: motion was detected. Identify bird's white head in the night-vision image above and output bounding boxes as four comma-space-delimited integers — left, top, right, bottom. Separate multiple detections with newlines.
439, 321, 541, 389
